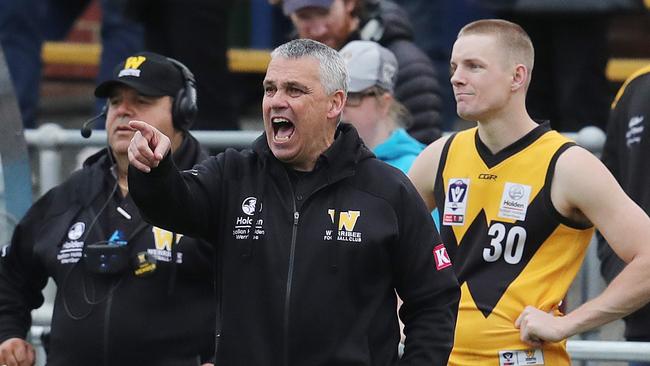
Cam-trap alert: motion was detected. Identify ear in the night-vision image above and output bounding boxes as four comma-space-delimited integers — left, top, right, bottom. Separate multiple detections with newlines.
327, 90, 346, 120
511, 64, 529, 92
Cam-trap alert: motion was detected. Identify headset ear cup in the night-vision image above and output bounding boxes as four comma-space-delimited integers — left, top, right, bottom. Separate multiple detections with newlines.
168, 57, 198, 130
173, 88, 187, 130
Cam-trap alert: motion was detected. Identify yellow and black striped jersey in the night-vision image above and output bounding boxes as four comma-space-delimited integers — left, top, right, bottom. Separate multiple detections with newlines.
435, 123, 595, 366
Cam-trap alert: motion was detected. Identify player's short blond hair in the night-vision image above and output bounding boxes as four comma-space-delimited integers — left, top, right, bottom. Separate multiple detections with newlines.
458, 19, 534, 74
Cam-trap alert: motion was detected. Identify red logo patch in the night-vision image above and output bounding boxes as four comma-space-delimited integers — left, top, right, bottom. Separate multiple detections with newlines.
433, 244, 452, 270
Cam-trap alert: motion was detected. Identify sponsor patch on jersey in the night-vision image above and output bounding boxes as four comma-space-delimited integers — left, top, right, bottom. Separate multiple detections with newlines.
498, 182, 531, 221
443, 178, 469, 226
432, 243, 452, 270
499, 349, 544, 365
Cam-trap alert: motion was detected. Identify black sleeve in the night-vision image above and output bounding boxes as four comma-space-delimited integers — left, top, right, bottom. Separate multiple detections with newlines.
128, 151, 224, 243
0, 197, 51, 343
394, 179, 460, 366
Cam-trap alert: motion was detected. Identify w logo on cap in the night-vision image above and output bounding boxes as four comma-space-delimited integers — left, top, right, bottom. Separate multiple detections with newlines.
124, 56, 146, 69
119, 56, 147, 77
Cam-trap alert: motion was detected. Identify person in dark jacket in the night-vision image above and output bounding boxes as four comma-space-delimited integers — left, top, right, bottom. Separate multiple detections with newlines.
597, 65, 650, 366
128, 39, 460, 366
279, 0, 442, 144
0, 52, 215, 366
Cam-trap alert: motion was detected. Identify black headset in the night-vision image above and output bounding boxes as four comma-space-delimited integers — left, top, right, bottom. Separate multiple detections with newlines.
167, 57, 198, 131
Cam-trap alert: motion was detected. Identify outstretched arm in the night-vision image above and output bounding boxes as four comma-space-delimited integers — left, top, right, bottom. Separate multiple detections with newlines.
516, 146, 650, 346
127, 120, 222, 241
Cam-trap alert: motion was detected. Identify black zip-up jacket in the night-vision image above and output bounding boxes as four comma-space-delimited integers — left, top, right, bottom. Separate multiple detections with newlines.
130, 123, 460, 366
0, 134, 215, 366
350, 0, 443, 144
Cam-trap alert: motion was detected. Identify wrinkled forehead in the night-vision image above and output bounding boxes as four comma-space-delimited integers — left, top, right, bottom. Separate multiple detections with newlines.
264, 56, 322, 85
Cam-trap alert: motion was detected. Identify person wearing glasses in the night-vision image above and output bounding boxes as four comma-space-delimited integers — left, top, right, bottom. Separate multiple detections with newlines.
340, 41, 424, 174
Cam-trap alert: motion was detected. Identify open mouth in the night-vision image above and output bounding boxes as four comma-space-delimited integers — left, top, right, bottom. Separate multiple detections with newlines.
272, 117, 295, 142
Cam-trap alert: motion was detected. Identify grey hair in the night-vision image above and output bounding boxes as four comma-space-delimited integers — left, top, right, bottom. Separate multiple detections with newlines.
271, 39, 348, 95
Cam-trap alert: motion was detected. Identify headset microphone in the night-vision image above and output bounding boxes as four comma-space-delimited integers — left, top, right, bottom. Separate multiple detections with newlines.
80, 106, 107, 138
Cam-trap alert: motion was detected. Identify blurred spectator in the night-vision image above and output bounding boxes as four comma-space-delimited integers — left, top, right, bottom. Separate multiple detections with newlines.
598, 64, 650, 366
340, 40, 423, 173
474, 0, 646, 131
0, 0, 143, 129
279, 0, 443, 144
125, 0, 238, 131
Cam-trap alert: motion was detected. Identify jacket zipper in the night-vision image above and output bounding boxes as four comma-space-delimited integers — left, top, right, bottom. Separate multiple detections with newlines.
283, 205, 300, 366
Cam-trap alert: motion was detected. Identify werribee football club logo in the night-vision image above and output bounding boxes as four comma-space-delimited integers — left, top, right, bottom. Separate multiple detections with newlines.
118, 56, 146, 77
324, 209, 363, 243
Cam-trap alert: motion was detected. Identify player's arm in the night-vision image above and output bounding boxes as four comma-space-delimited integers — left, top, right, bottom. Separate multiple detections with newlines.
516, 146, 650, 345
408, 136, 449, 211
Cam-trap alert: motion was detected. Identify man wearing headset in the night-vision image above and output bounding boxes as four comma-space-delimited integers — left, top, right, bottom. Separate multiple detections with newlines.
0, 52, 215, 366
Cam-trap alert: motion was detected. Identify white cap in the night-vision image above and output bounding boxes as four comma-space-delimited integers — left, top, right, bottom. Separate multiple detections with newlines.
340, 40, 398, 93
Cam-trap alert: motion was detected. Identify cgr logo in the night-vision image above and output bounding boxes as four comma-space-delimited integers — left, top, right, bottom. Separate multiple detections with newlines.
478, 173, 497, 180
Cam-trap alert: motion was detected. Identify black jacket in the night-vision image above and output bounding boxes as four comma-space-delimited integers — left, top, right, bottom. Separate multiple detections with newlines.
0, 134, 215, 366
597, 67, 650, 341
130, 123, 460, 366
353, 0, 443, 144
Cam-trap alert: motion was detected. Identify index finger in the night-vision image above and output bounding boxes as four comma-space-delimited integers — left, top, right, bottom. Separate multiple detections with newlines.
129, 120, 155, 139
